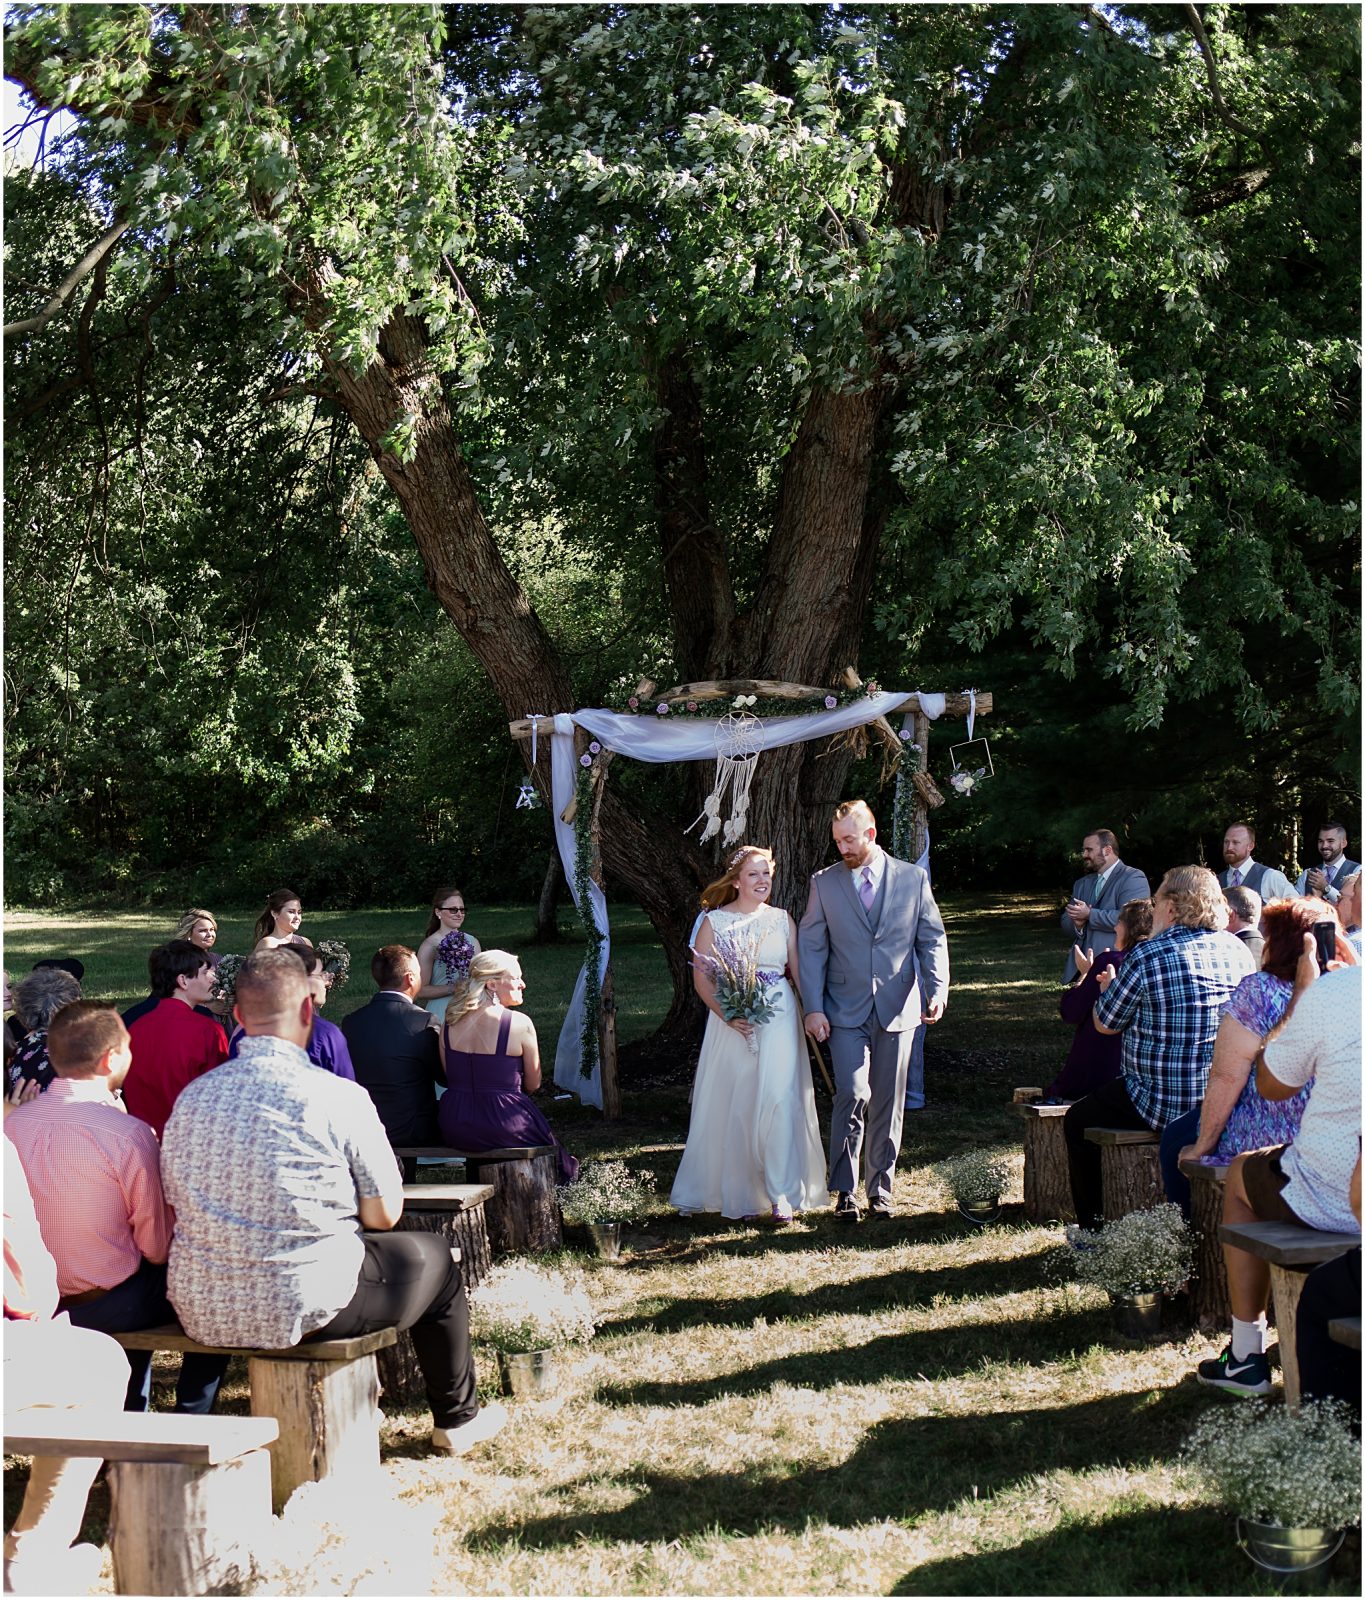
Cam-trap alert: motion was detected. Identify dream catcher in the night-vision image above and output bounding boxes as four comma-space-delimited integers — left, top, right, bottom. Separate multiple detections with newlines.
688, 699, 763, 847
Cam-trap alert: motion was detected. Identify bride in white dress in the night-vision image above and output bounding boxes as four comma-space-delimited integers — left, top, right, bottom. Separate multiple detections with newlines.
671, 845, 828, 1223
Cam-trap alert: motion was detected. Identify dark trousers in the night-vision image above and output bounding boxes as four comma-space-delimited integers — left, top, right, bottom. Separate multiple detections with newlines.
62, 1257, 227, 1414
1158, 1105, 1202, 1221
1063, 1077, 1153, 1231
1297, 1248, 1361, 1412
309, 1231, 477, 1430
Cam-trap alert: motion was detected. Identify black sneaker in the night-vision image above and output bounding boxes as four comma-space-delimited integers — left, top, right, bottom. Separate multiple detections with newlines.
866, 1199, 893, 1219
833, 1192, 862, 1224
1195, 1344, 1273, 1397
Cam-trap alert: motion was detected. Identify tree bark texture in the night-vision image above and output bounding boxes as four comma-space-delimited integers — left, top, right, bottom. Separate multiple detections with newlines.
1092, 1135, 1163, 1222
1187, 1166, 1232, 1334
1017, 1103, 1076, 1224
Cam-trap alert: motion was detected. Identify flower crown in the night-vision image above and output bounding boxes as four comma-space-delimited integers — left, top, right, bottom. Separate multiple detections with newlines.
728, 845, 771, 868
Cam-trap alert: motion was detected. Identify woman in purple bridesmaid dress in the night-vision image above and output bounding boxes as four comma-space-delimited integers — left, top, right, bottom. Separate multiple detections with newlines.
438, 950, 578, 1183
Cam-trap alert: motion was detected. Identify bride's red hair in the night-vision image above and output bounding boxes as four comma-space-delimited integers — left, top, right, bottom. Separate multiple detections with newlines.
699, 845, 776, 911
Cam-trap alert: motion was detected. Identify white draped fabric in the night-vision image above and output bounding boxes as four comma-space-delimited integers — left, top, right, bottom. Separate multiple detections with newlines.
548, 691, 967, 1105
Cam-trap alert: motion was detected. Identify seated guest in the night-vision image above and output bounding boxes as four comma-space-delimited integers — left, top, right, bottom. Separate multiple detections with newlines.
5, 1002, 227, 1414
161, 949, 505, 1455
1296, 1152, 1360, 1410
1161, 900, 1356, 1216
123, 937, 220, 1030
123, 941, 228, 1138
1197, 952, 1360, 1395
439, 951, 579, 1183
227, 945, 355, 1081
1337, 870, 1362, 953
1223, 885, 1264, 966
1046, 897, 1153, 1102
342, 946, 444, 1145
1064, 866, 1254, 1232
3, 1154, 131, 1598
6, 966, 82, 1094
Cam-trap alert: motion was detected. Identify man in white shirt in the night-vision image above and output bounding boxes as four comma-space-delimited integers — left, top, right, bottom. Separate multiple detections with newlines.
1217, 821, 1297, 903
1197, 953, 1361, 1396
1294, 822, 1359, 904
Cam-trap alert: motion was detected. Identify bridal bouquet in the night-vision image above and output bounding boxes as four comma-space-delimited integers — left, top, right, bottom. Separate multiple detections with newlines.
692, 928, 780, 1052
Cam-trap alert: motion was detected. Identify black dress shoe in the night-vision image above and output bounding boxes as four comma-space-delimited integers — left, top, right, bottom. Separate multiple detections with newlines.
833, 1192, 862, 1223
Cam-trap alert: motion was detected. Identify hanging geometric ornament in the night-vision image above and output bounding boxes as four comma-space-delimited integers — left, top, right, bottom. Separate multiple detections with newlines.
516, 714, 544, 809
688, 702, 763, 846
947, 736, 994, 799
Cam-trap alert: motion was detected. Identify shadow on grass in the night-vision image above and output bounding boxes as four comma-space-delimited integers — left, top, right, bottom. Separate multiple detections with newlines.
597, 1305, 1110, 1407
469, 1384, 1210, 1555
888, 1503, 1343, 1596
597, 1238, 1060, 1336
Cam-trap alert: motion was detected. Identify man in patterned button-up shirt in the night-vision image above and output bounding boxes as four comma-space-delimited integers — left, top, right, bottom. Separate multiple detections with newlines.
163, 949, 505, 1457
1062, 865, 1255, 1230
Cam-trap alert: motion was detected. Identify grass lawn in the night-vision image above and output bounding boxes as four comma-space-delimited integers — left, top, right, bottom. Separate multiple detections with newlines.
5, 895, 1352, 1594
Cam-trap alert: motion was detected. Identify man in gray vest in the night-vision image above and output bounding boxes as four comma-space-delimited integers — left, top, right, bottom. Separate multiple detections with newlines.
1218, 822, 1297, 903
1060, 829, 1151, 983
799, 800, 950, 1223
1294, 822, 1359, 904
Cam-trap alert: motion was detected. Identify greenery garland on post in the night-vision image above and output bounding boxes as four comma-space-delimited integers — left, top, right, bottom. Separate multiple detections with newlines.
891, 733, 923, 861
573, 750, 604, 1079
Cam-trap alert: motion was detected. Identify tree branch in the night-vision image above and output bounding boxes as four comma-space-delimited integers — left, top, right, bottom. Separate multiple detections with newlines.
3, 218, 130, 340
1182, 4, 1256, 139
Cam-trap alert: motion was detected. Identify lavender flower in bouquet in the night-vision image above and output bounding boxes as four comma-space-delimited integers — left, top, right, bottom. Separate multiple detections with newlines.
692, 927, 780, 1053
437, 929, 474, 983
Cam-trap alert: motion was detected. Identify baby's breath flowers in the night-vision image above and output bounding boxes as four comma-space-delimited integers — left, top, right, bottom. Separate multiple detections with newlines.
558, 1159, 656, 1226
1184, 1399, 1360, 1528
469, 1260, 596, 1355
934, 1149, 1011, 1208
1068, 1203, 1194, 1298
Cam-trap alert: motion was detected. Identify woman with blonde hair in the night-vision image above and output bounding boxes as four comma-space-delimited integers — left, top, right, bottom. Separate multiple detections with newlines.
671, 844, 827, 1224
437, 950, 578, 1182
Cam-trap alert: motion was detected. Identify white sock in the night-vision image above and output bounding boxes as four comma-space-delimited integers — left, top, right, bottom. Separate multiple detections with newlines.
1230, 1314, 1267, 1360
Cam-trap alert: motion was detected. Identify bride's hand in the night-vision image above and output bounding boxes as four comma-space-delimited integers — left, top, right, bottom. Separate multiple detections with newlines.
729, 1018, 754, 1040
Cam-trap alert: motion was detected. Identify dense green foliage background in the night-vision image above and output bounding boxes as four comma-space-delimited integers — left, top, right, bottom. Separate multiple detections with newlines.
4, 4, 1359, 912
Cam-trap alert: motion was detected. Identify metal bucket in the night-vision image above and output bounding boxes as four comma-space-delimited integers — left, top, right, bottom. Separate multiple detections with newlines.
1110, 1291, 1163, 1338
499, 1348, 559, 1399
587, 1221, 623, 1260
957, 1198, 1002, 1226
1237, 1518, 1344, 1575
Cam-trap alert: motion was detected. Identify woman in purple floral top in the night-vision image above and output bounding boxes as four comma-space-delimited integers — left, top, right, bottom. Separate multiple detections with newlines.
416, 884, 481, 1023
1181, 899, 1356, 1168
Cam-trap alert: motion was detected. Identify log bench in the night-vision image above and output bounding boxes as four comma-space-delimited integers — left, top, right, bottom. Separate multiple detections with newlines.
1012, 1098, 1074, 1223
1083, 1126, 1162, 1222
1329, 1316, 1361, 1349
1218, 1220, 1361, 1409
4, 1410, 277, 1595
111, 1325, 396, 1512
395, 1145, 561, 1253
1179, 1157, 1231, 1333
376, 1181, 492, 1404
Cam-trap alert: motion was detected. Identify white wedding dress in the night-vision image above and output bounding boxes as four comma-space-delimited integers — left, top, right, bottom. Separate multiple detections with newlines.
670, 905, 828, 1218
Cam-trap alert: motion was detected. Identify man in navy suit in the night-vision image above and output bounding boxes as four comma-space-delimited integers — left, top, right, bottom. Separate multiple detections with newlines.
341, 946, 444, 1146
1060, 829, 1151, 983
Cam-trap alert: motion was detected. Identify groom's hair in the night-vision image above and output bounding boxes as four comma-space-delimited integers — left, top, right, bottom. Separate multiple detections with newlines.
833, 799, 875, 828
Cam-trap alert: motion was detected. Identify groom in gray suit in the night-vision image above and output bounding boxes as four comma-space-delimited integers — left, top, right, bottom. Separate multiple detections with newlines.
798, 800, 950, 1222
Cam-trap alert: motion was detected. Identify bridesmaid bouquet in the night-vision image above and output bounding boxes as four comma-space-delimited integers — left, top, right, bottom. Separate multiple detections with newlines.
693, 928, 780, 1053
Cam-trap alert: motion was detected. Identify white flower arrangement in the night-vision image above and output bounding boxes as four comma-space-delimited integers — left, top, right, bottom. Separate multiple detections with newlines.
469, 1259, 597, 1355
1069, 1203, 1194, 1298
935, 1150, 1011, 1207
1183, 1399, 1360, 1528
557, 1159, 657, 1225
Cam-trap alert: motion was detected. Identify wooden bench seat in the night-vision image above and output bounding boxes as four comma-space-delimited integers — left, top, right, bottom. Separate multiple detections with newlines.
1219, 1220, 1361, 1408
1083, 1126, 1161, 1221
396, 1144, 561, 1254
4, 1410, 277, 1594
1179, 1157, 1230, 1332
1011, 1097, 1073, 1222
1329, 1316, 1361, 1350
110, 1325, 396, 1512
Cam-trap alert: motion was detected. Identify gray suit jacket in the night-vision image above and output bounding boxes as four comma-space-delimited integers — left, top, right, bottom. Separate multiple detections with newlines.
1060, 860, 1151, 982
797, 854, 949, 1033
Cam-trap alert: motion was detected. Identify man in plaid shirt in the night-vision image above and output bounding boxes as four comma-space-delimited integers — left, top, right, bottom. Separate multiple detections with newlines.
1064, 865, 1255, 1230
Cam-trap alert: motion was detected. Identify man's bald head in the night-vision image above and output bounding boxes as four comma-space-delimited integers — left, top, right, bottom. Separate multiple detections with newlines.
234, 948, 312, 1046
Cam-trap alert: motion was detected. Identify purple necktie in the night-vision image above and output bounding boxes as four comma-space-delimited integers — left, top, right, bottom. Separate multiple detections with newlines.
859, 867, 875, 912
1229, 867, 1243, 888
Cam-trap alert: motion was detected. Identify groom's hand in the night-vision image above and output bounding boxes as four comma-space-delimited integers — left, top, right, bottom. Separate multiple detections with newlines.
804, 1011, 830, 1043
922, 997, 945, 1025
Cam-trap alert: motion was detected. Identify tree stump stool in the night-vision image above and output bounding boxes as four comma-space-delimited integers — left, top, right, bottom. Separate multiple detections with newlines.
1014, 1100, 1074, 1223
466, 1147, 562, 1254
376, 1183, 494, 1406
1219, 1220, 1361, 1409
1329, 1317, 1361, 1349
1083, 1127, 1162, 1222
1179, 1158, 1230, 1333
